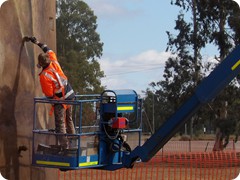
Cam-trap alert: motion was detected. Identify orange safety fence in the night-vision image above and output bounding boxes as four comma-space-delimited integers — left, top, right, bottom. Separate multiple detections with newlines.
57, 150, 240, 180
55, 140, 240, 180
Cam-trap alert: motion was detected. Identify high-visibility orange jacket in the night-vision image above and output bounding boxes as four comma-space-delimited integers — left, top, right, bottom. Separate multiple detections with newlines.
38, 48, 74, 100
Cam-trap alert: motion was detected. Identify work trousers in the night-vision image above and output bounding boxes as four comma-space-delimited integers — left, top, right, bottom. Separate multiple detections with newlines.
54, 103, 75, 147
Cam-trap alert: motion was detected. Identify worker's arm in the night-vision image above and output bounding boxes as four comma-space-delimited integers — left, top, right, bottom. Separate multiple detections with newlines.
28, 36, 57, 61
28, 36, 50, 53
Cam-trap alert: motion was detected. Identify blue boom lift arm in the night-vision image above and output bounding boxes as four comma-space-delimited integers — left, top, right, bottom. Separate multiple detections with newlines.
115, 45, 240, 169
32, 45, 240, 171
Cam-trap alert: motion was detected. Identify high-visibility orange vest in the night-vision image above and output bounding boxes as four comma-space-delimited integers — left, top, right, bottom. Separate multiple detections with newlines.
39, 50, 74, 100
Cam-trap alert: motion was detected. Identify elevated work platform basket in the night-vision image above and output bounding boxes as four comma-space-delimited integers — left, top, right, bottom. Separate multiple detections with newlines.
32, 90, 143, 171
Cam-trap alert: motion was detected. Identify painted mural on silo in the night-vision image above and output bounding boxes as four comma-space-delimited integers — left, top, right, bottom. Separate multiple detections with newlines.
0, 0, 57, 179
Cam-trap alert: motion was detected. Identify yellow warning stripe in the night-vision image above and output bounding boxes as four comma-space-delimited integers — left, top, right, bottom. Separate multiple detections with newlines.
36, 160, 70, 167
117, 106, 134, 111
79, 161, 98, 167
232, 60, 240, 71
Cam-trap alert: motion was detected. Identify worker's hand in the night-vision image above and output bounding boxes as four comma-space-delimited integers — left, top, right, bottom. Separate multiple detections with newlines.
28, 36, 38, 44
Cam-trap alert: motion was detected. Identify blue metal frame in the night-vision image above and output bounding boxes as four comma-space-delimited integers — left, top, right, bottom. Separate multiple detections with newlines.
32, 95, 102, 170
32, 90, 143, 170
98, 89, 142, 170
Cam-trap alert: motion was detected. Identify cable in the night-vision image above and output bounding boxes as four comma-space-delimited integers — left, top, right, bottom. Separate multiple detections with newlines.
103, 66, 165, 77
103, 124, 120, 140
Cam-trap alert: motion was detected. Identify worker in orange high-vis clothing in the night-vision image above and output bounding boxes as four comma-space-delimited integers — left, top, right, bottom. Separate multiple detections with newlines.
28, 36, 75, 148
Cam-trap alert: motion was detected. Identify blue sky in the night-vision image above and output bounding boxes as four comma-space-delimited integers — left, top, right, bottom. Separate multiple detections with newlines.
83, 1, 186, 96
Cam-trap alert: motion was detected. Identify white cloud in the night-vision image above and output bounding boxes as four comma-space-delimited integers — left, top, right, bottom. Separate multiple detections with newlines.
100, 50, 170, 74
99, 50, 171, 94
89, 1, 124, 16
84, 0, 142, 20
130, 50, 171, 64
83, 1, 179, 95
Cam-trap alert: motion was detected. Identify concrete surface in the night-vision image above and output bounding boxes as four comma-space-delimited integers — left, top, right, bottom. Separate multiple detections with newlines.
0, 0, 56, 179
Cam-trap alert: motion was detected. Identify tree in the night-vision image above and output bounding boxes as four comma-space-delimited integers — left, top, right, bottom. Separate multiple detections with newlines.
144, 0, 240, 142
56, 0, 105, 126
144, 0, 206, 134
196, 0, 240, 150
56, 0, 105, 94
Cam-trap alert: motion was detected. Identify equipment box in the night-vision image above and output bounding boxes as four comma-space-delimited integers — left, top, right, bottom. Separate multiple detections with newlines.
112, 117, 127, 129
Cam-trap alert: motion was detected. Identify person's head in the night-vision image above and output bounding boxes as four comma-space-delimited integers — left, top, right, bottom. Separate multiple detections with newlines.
37, 53, 50, 68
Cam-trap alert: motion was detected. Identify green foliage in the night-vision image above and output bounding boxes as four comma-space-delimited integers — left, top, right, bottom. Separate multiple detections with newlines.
143, 0, 240, 138
153, 2, 205, 124
56, 0, 105, 126
57, 0, 103, 59
56, 0, 105, 94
